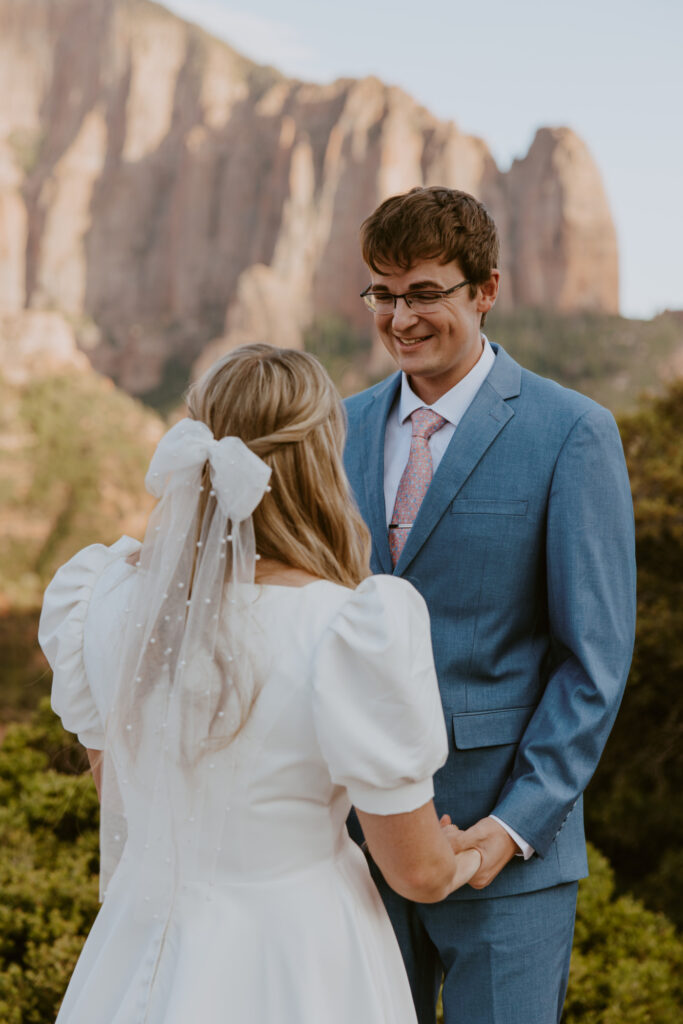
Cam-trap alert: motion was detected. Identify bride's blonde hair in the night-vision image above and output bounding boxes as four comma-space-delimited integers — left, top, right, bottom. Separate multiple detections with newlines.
185, 344, 371, 589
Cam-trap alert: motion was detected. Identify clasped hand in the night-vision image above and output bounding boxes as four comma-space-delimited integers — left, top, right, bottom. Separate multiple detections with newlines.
439, 814, 519, 889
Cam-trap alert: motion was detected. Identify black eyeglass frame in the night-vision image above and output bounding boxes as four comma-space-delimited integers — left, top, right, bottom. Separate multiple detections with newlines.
360, 279, 472, 312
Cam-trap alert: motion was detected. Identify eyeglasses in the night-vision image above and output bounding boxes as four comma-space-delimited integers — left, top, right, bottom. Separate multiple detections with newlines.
360, 280, 472, 314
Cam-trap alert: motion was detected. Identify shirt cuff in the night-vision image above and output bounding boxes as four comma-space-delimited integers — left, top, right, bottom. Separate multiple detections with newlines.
490, 815, 535, 860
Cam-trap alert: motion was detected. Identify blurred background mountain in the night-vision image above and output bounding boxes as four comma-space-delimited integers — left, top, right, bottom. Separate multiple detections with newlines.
0, 0, 681, 1011
3, 0, 682, 405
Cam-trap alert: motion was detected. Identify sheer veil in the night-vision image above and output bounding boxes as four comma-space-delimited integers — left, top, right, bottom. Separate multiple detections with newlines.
100, 418, 271, 905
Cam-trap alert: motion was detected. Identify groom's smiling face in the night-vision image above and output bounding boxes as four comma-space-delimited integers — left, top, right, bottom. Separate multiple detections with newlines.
369, 257, 499, 405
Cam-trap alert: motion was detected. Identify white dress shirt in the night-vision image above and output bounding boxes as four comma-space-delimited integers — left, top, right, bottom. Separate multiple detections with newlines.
383, 338, 495, 524
382, 336, 534, 860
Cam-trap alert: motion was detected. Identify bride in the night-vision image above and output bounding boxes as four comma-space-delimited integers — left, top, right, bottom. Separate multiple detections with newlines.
39, 343, 480, 1024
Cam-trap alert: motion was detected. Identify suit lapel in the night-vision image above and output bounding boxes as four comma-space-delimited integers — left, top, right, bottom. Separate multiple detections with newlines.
358, 373, 401, 575
394, 344, 522, 576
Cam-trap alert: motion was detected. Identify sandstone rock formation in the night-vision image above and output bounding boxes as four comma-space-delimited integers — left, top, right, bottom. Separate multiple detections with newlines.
0, 310, 91, 385
503, 127, 619, 314
0, 0, 619, 394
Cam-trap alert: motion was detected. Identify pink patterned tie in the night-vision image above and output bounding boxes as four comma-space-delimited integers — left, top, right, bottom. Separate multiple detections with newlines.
389, 408, 448, 567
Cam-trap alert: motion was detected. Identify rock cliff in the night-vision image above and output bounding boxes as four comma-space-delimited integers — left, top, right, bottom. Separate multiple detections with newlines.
0, 0, 619, 394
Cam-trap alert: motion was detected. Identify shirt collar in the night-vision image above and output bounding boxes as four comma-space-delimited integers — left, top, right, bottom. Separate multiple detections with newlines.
397, 336, 496, 426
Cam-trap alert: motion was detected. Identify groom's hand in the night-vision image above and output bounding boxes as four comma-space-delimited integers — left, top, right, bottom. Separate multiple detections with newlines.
445, 816, 518, 889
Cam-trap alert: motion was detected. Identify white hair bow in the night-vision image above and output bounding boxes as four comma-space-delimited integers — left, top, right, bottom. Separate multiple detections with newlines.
145, 419, 272, 522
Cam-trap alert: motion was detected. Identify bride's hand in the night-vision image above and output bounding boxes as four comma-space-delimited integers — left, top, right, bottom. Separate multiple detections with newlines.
439, 813, 482, 887
452, 846, 483, 888
439, 813, 460, 841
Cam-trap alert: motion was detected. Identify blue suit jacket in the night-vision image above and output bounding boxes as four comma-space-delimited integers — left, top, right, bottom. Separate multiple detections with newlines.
343, 343, 636, 900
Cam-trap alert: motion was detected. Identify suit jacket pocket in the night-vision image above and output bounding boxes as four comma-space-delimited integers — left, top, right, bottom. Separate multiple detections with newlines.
450, 498, 528, 516
452, 705, 535, 750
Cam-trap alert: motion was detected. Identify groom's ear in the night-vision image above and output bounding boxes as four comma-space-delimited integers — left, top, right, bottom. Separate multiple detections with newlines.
475, 271, 500, 316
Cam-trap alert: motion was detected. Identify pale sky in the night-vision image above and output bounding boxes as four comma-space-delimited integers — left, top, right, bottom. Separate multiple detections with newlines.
164, 0, 682, 320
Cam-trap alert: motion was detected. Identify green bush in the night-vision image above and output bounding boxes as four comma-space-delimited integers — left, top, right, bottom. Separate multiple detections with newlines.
565, 845, 683, 1023
0, 370, 161, 721
0, 702, 99, 1024
0, 610, 50, 722
585, 381, 683, 927
0, 371, 160, 614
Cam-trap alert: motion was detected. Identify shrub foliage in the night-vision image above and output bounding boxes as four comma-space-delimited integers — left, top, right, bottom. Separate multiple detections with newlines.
585, 381, 683, 927
565, 846, 683, 1023
0, 703, 99, 1024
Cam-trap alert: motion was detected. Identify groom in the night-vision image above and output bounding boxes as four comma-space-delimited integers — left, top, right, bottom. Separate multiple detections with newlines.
343, 187, 636, 1024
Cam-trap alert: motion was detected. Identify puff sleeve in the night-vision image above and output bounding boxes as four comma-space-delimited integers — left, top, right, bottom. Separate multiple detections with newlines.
312, 575, 448, 815
38, 537, 140, 748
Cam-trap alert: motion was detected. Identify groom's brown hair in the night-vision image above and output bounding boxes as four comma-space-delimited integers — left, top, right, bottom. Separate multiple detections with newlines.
360, 186, 499, 296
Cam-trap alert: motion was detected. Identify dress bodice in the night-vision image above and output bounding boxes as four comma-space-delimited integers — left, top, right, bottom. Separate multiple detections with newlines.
40, 540, 448, 888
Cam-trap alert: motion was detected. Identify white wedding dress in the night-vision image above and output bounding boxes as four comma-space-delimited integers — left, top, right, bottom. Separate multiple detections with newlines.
39, 536, 448, 1024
